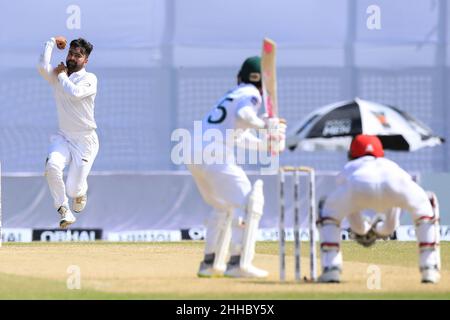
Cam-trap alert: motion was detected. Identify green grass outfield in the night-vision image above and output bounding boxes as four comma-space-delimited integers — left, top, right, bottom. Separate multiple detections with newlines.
0, 241, 448, 299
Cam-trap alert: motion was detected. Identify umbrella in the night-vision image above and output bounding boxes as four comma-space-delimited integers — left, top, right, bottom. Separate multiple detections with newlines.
286, 97, 445, 152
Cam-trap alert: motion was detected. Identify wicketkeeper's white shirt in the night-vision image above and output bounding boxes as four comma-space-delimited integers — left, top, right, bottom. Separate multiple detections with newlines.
326, 155, 431, 219
37, 38, 97, 135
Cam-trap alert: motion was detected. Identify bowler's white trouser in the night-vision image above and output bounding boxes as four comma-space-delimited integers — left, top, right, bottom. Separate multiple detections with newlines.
45, 131, 99, 209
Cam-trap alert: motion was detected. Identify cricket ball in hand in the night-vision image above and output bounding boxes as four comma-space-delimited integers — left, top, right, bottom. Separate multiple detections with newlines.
57, 41, 66, 50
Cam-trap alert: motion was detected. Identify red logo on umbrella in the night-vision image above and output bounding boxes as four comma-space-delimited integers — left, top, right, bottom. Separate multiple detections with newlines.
372, 111, 391, 128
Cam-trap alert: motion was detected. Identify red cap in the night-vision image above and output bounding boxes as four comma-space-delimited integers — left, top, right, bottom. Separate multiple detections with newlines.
349, 135, 384, 159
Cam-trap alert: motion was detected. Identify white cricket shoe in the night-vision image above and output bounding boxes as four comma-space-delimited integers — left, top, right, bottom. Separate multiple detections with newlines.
58, 206, 76, 229
197, 262, 225, 278
224, 265, 269, 278
72, 194, 87, 213
318, 267, 341, 283
421, 268, 441, 284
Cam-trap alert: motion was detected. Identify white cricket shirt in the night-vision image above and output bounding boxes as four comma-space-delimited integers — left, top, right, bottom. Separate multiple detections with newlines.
37, 38, 97, 135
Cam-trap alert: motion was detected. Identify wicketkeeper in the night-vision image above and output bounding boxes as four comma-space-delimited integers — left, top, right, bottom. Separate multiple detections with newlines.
37, 36, 99, 229
317, 134, 441, 283
187, 56, 287, 278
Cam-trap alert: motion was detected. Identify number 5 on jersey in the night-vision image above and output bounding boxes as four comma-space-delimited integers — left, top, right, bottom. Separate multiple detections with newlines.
207, 97, 234, 124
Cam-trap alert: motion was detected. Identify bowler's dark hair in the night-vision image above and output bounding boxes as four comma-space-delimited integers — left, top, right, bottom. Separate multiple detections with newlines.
70, 38, 93, 56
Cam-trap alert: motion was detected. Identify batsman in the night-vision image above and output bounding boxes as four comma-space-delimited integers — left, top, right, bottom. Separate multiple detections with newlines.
188, 45, 287, 278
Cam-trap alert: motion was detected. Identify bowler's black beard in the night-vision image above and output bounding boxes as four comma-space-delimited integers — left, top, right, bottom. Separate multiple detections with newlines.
66, 60, 78, 72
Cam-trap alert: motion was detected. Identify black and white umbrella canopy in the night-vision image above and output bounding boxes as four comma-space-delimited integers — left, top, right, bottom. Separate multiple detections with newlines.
287, 98, 445, 152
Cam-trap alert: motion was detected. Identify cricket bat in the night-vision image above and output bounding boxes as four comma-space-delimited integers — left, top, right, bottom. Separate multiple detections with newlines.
261, 38, 278, 118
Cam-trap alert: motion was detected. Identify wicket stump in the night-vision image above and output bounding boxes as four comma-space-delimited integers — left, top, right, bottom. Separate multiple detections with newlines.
278, 166, 317, 282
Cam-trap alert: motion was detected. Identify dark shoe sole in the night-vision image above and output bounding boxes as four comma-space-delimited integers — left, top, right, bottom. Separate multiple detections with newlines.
60, 220, 75, 229
319, 280, 340, 284
421, 280, 437, 284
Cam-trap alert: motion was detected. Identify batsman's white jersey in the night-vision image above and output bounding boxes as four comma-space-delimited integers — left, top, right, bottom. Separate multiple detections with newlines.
201, 83, 263, 136
320, 155, 440, 275
188, 83, 264, 210
190, 83, 265, 166
188, 83, 266, 258
37, 37, 99, 210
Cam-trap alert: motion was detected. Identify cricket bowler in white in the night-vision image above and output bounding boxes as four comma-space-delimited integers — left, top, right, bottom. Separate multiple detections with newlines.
318, 135, 441, 283
37, 36, 99, 229
187, 56, 286, 278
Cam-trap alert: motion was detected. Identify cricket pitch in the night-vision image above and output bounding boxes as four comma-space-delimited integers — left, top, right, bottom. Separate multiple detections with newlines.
0, 241, 448, 299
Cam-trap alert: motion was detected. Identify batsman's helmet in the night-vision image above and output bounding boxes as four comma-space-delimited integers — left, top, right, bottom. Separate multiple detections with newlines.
349, 134, 384, 160
238, 56, 262, 87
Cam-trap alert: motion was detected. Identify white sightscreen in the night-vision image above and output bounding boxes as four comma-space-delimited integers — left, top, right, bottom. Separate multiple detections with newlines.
0, 0, 448, 173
